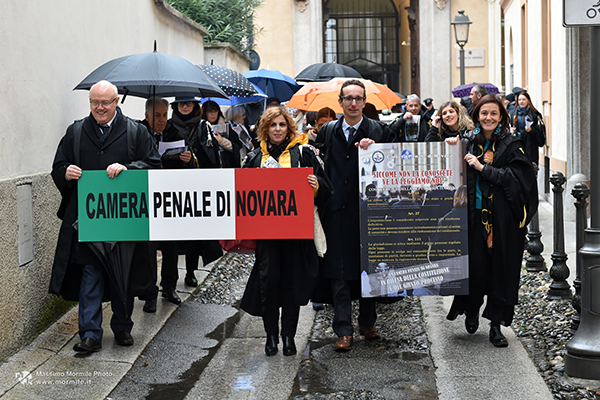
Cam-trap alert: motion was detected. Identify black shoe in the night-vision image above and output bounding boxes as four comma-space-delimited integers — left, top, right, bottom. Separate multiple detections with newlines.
115, 331, 134, 346
73, 337, 102, 352
282, 336, 296, 356
446, 309, 460, 321
465, 315, 479, 334
184, 273, 198, 287
265, 334, 278, 356
162, 289, 181, 305
489, 325, 508, 347
312, 302, 324, 311
143, 299, 157, 313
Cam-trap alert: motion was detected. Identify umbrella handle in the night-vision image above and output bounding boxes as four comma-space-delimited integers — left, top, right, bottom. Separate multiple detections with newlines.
304, 87, 319, 106
121, 90, 129, 104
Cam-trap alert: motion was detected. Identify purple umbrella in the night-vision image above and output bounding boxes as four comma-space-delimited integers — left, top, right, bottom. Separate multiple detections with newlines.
452, 82, 499, 98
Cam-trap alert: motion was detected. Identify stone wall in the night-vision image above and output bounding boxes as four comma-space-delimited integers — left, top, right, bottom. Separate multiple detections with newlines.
0, 0, 207, 361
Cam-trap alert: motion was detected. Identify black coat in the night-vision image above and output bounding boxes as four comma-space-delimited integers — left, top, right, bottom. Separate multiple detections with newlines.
425, 125, 469, 142
141, 119, 192, 169
315, 117, 394, 281
239, 137, 332, 316
465, 130, 538, 307
389, 112, 430, 142
169, 114, 221, 169
508, 106, 546, 164
49, 109, 161, 301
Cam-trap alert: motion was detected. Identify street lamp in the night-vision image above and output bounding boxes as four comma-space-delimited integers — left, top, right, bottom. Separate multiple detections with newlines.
451, 10, 472, 86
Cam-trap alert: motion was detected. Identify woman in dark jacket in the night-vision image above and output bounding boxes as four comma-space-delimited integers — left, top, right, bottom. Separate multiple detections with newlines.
425, 101, 473, 142
168, 97, 223, 294
202, 100, 242, 168
508, 91, 546, 165
445, 95, 538, 348
240, 107, 332, 357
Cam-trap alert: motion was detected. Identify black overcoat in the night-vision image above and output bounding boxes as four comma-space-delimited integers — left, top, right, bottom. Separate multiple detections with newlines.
315, 117, 394, 282
49, 109, 161, 301
465, 130, 538, 308
239, 137, 332, 316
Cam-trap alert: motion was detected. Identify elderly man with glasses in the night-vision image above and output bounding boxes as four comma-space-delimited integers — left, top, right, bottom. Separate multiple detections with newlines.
50, 80, 161, 353
315, 79, 394, 351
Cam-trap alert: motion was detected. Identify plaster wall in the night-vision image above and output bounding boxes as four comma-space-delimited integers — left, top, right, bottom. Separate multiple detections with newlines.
293, 0, 324, 77
419, 0, 452, 104
450, 1, 490, 88
0, 0, 206, 360
253, 0, 296, 76
204, 43, 252, 73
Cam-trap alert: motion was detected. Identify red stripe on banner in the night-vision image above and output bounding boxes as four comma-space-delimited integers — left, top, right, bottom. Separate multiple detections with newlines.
234, 168, 314, 240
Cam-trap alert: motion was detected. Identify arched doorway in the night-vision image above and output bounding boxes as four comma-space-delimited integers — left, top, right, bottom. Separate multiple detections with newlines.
323, 0, 400, 91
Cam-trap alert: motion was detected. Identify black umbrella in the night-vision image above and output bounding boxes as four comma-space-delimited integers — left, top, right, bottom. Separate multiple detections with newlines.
198, 64, 259, 97
295, 62, 362, 82
86, 241, 136, 316
74, 48, 228, 100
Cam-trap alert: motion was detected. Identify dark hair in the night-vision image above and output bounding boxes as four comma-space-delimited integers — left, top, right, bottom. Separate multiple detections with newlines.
317, 107, 336, 120
471, 94, 510, 143
339, 79, 366, 98
256, 107, 298, 143
305, 111, 317, 127
515, 91, 540, 114
201, 100, 225, 122
363, 103, 379, 120
472, 84, 488, 96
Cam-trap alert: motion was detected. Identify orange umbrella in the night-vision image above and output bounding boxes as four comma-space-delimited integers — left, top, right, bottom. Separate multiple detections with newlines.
286, 78, 401, 113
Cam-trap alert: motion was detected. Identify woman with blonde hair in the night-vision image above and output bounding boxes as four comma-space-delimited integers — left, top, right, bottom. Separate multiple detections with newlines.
426, 100, 473, 142
240, 107, 332, 357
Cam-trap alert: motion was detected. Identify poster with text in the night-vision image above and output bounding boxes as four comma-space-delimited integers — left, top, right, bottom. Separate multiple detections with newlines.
359, 142, 469, 297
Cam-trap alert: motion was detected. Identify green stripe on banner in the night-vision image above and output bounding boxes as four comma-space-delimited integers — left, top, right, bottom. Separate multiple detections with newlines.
78, 170, 150, 242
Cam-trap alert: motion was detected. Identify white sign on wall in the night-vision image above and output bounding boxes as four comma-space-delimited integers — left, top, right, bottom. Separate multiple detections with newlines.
564, 1, 600, 27
455, 48, 485, 67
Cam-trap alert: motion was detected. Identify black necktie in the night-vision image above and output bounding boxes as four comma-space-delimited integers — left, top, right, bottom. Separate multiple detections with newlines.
347, 126, 356, 142
98, 124, 109, 146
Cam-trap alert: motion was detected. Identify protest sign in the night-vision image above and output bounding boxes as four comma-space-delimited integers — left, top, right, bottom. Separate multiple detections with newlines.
78, 168, 314, 242
359, 142, 469, 297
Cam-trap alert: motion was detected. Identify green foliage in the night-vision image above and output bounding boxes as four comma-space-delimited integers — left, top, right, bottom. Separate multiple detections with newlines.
168, 0, 263, 53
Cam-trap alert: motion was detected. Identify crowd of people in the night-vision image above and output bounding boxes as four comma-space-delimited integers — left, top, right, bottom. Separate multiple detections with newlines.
50, 78, 542, 356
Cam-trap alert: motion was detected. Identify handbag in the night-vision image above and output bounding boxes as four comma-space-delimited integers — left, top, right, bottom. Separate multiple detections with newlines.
314, 205, 327, 257
219, 239, 257, 254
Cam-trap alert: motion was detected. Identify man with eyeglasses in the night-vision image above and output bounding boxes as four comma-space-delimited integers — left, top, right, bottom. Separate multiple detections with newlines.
389, 94, 430, 142
50, 80, 161, 353
315, 79, 394, 351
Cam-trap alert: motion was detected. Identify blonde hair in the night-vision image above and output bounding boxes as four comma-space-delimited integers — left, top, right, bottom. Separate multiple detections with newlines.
436, 101, 473, 137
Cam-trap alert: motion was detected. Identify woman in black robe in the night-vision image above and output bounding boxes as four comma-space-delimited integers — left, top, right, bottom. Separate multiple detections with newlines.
445, 95, 538, 347
240, 107, 331, 356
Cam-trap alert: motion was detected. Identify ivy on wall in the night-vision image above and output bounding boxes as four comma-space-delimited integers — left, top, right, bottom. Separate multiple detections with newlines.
168, 0, 263, 53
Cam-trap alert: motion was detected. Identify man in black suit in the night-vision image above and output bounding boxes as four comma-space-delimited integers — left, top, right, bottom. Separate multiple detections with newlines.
50, 80, 161, 352
316, 79, 394, 351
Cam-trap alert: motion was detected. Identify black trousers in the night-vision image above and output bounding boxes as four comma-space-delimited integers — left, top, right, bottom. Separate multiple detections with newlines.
261, 241, 301, 338
330, 278, 377, 337
160, 241, 182, 291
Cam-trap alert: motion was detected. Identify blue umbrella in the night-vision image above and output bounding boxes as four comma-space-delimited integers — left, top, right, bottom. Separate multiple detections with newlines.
243, 69, 300, 102
201, 83, 267, 106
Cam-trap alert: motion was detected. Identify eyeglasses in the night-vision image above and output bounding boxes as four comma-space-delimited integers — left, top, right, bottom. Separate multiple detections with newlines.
178, 101, 195, 107
340, 96, 366, 104
90, 98, 117, 107
207, 109, 218, 113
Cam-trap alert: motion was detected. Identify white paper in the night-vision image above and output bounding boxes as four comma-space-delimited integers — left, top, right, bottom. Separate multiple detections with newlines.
158, 139, 186, 156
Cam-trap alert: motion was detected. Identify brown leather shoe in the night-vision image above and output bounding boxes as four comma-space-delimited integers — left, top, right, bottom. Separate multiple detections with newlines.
334, 335, 353, 351
359, 326, 381, 340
